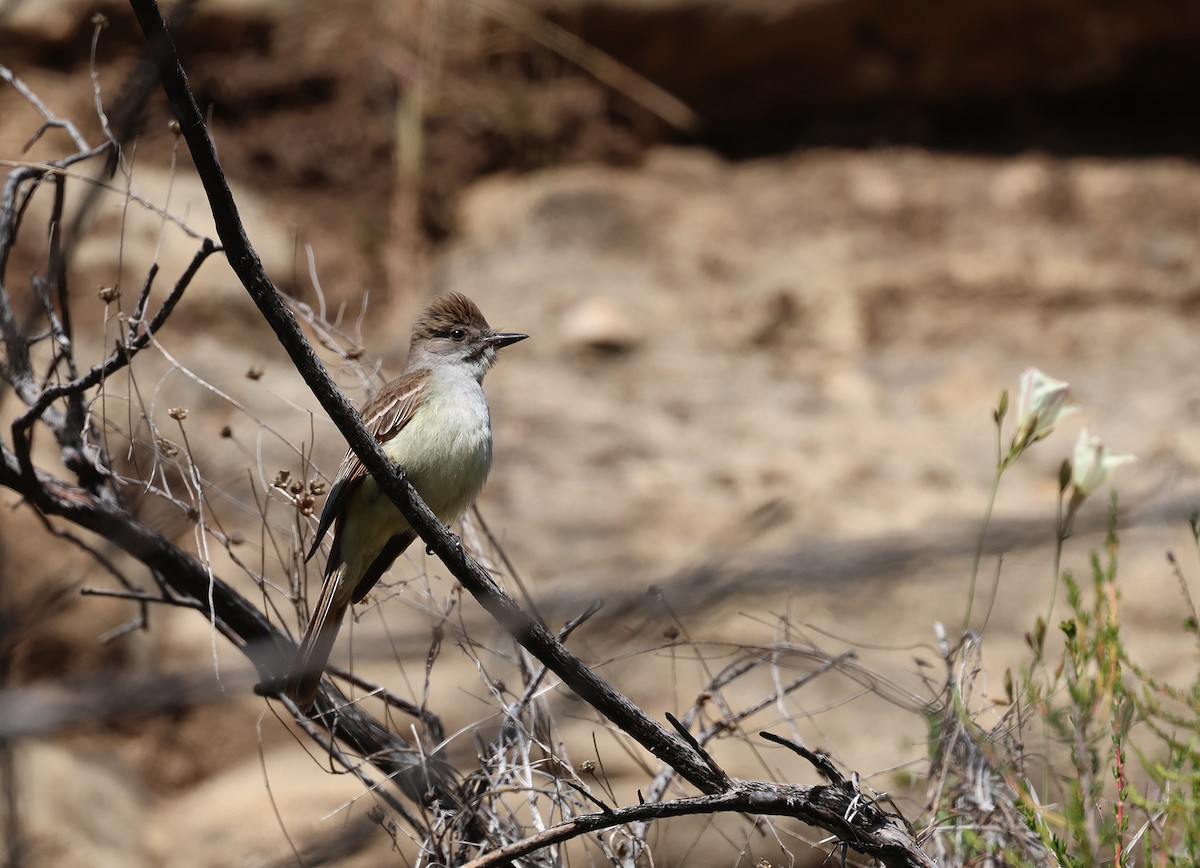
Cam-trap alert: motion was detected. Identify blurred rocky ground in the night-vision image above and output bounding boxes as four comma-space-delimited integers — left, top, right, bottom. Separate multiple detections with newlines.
2, 0, 1199, 865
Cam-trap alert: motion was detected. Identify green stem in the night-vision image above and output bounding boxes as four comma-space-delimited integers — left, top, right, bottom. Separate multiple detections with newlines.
1048, 491, 1069, 628
964, 427, 1006, 632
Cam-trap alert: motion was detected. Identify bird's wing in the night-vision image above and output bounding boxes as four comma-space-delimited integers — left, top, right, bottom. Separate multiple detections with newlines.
305, 368, 431, 562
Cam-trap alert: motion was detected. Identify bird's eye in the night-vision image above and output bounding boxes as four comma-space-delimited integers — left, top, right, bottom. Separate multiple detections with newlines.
450, 328, 466, 341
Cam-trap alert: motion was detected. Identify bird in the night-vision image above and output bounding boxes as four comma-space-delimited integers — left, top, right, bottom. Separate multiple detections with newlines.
285, 292, 527, 712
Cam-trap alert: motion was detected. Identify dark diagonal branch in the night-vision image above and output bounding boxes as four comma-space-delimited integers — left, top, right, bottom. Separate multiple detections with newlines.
126, 0, 725, 796
116, 3, 934, 863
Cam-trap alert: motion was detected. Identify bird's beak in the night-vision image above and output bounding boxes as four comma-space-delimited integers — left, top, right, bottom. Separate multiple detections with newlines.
488, 332, 529, 349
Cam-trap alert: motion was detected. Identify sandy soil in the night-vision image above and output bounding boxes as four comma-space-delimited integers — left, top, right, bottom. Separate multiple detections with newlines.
2, 2, 1199, 866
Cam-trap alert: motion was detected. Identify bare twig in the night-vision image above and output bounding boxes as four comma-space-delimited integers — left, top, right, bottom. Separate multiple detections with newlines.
14, 238, 219, 433
760, 732, 847, 786
0, 65, 91, 152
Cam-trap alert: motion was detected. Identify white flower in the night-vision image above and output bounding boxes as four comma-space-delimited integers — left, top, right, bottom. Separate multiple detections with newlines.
1012, 368, 1077, 452
1071, 428, 1136, 499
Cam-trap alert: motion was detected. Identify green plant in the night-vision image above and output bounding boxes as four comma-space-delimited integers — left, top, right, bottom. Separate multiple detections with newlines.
926, 369, 1200, 866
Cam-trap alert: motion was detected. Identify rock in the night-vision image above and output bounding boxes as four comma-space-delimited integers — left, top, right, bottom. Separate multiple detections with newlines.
561, 296, 641, 353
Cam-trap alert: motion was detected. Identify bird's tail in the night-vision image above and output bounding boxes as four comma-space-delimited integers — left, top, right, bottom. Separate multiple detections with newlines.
285, 566, 351, 713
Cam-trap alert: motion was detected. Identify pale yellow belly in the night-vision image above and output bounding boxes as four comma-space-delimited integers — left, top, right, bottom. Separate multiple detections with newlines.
337, 386, 493, 579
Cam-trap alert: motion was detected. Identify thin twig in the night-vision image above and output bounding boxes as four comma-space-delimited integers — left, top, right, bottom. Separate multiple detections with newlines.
760, 732, 847, 786
14, 238, 218, 433
0, 65, 91, 152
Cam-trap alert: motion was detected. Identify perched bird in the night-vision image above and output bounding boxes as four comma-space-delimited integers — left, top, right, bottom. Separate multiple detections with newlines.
286, 293, 527, 711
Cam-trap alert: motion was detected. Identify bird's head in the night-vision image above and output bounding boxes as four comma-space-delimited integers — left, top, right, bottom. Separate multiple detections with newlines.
408, 292, 527, 380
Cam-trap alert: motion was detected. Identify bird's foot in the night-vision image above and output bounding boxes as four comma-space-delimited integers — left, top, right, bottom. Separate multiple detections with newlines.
425, 527, 461, 556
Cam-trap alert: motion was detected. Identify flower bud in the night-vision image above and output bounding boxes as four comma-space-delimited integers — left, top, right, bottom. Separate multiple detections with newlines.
1012, 367, 1077, 454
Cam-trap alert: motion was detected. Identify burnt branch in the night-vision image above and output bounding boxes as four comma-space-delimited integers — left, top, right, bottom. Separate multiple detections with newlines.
119, 0, 936, 862
126, 0, 727, 796
461, 775, 934, 868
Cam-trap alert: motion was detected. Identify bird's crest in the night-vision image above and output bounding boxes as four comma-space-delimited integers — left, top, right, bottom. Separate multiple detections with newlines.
413, 292, 491, 339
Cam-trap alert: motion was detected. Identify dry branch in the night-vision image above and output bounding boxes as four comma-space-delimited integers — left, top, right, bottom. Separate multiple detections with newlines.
123, 0, 935, 862
126, 0, 727, 797
462, 777, 934, 868
0, 5, 939, 864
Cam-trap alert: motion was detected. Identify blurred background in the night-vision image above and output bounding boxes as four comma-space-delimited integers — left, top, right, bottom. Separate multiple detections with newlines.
2, 0, 1200, 865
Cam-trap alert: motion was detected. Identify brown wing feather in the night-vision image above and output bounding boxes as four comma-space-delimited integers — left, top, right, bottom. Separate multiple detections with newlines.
305, 369, 430, 564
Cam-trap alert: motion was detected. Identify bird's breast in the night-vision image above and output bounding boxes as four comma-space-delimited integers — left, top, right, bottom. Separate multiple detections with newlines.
380, 382, 493, 523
